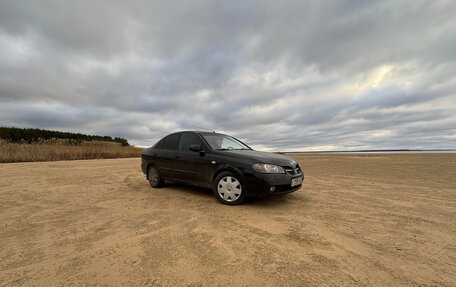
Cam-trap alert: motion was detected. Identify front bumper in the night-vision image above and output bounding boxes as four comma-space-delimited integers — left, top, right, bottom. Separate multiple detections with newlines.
242, 171, 304, 197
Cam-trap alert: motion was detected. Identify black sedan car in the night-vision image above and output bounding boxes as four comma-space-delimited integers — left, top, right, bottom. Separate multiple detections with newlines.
141, 131, 304, 205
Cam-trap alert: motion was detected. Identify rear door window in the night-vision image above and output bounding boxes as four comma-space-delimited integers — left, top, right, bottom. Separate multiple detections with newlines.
162, 133, 180, 150
179, 133, 202, 151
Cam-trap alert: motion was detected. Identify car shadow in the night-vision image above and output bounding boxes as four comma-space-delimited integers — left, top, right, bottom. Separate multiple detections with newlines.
163, 181, 213, 196
163, 181, 300, 208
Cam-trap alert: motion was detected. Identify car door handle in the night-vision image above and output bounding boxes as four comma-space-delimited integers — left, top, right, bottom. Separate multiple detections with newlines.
175, 156, 180, 159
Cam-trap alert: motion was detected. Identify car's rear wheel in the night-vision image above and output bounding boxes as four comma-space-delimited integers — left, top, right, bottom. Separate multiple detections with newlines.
148, 166, 164, 188
213, 171, 246, 205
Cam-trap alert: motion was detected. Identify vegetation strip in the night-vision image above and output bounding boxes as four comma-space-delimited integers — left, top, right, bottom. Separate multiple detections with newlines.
0, 127, 142, 163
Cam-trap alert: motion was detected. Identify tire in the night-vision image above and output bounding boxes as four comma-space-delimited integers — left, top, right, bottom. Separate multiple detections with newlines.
213, 171, 246, 205
148, 166, 164, 188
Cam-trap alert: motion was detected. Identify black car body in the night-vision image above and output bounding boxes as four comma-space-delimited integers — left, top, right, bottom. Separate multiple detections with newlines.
141, 131, 304, 205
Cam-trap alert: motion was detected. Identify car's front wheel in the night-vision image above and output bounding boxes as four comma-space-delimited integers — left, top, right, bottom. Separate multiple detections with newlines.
213, 171, 246, 205
148, 166, 164, 188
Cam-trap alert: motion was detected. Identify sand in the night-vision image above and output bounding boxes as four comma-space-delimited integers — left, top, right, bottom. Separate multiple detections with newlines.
1, 153, 455, 286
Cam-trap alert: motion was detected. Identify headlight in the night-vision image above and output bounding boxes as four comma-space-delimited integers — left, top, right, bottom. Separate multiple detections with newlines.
252, 163, 285, 173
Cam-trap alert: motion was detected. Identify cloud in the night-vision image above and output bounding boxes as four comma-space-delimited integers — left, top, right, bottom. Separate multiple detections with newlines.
0, 0, 455, 150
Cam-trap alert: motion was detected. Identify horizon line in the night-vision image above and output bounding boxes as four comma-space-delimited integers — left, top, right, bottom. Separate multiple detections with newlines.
279, 149, 456, 154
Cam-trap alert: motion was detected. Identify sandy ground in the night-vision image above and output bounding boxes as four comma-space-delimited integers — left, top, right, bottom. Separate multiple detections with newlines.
1, 153, 455, 286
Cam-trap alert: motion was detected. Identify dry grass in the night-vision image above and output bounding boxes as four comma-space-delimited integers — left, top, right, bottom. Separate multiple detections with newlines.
0, 139, 143, 163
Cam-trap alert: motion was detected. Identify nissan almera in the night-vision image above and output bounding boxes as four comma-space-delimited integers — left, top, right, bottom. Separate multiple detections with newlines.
141, 131, 304, 205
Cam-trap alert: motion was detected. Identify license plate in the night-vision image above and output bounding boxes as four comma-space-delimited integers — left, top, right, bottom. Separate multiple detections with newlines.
291, 176, 303, 187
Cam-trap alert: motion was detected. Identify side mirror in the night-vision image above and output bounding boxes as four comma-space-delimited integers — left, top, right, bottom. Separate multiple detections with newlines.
189, 144, 202, 152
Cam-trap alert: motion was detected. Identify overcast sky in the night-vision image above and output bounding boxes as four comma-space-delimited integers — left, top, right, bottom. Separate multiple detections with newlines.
1, 1, 455, 150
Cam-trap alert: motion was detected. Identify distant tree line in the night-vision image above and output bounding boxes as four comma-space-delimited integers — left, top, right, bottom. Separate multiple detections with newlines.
0, 127, 130, 146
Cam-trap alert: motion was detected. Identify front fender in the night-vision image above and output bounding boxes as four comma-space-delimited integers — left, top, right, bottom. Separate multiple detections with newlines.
211, 164, 248, 185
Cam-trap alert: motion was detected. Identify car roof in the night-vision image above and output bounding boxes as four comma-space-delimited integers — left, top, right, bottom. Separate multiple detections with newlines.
177, 130, 225, 136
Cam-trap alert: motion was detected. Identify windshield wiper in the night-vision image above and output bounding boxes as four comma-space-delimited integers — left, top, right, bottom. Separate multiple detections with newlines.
216, 148, 250, 151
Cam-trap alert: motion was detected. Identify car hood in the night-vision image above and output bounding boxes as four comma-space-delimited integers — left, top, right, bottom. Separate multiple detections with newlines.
221, 150, 298, 167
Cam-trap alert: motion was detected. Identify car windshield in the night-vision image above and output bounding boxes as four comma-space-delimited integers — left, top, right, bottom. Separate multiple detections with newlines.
202, 134, 251, 150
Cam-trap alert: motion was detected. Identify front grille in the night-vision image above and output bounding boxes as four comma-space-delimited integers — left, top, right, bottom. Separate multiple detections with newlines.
284, 164, 302, 175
